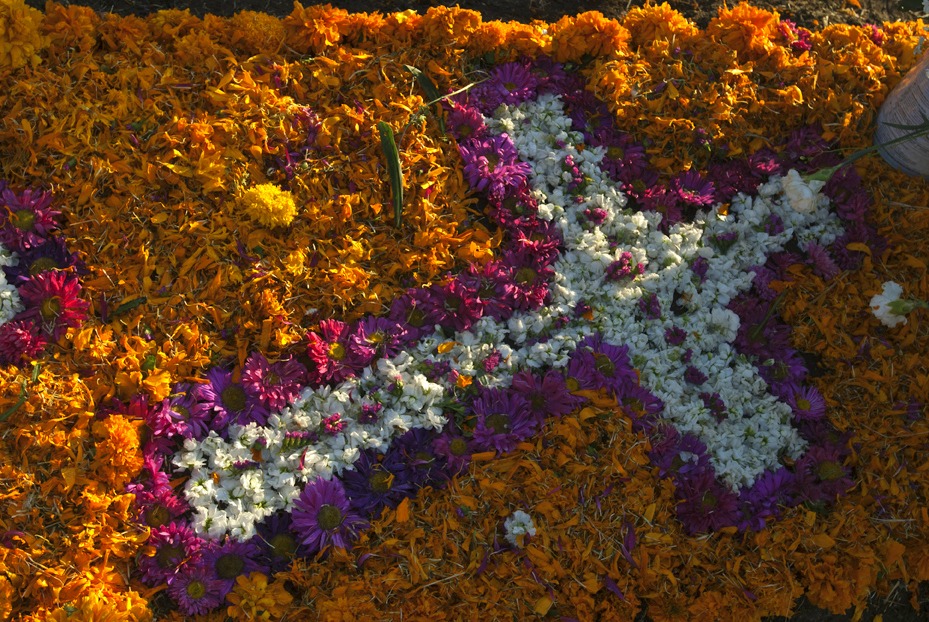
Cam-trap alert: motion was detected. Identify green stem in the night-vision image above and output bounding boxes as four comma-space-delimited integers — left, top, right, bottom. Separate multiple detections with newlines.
807, 119, 929, 182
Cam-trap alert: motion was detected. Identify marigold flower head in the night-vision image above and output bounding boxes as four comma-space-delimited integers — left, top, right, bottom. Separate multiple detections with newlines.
226, 573, 293, 621
92, 415, 144, 489
0, 0, 49, 70
238, 183, 298, 228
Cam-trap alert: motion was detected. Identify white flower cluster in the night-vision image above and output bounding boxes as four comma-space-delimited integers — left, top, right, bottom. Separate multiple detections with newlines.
504, 510, 537, 547
178, 91, 847, 539
0, 244, 22, 325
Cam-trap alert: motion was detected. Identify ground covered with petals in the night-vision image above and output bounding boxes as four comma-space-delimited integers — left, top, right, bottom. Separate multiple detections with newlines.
0, 2, 928, 621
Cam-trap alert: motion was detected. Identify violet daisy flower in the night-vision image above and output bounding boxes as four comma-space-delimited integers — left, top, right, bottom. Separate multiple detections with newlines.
388, 427, 448, 488
340, 448, 417, 518
136, 522, 205, 586
424, 278, 485, 333
616, 384, 665, 432
793, 445, 854, 503
241, 352, 307, 412
501, 249, 555, 312
154, 382, 212, 441
2, 237, 85, 284
195, 366, 269, 430
738, 466, 796, 531
783, 383, 827, 420
670, 169, 716, 207
0, 186, 60, 252
469, 60, 540, 112
510, 369, 582, 423
458, 133, 532, 201
166, 561, 226, 616
350, 316, 406, 360
17, 271, 88, 340
674, 468, 741, 534
573, 333, 638, 396
387, 288, 442, 342
471, 386, 537, 454
305, 318, 373, 386
291, 477, 369, 555
0, 319, 47, 366
255, 511, 302, 570
432, 423, 475, 476
201, 538, 265, 593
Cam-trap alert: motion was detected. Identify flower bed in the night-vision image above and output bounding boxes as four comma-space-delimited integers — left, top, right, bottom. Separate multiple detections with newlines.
0, 1, 928, 620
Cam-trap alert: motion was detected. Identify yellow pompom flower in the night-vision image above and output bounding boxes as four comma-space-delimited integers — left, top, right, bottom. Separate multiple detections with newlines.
0, 0, 49, 70
91, 414, 144, 489
239, 184, 298, 228
226, 573, 293, 621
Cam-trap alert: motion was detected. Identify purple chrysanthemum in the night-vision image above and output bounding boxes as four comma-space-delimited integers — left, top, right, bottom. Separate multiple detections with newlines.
510, 369, 582, 423
0, 186, 60, 252
458, 133, 532, 201
471, 386, 538, 454
432, 423, 475, 476
793, 445, 853, 503
388, 288, 443, 342
738, 466, 796, 531
291, 477, 369, 555
241, 352, 307, 412
166, 561, 226, 616
784, 383, 827, 420
572, 334, 638, 396
674, 468, 742, 534
195, 366, 269, 430
388, 427, 448, 488
133, 483, 189, 529
804, 241, 840, 280
683, 365, 708, 385
469, 60, 540, 112
670, 169, 715, 207
699, 392, 728, 422
350, 316, 406, 360
638, 293, 661, 320
17, 271, 88, 340
664, 326, 687, 346
340, 449, 417, 518
153, 382, 212, 441
423, 278, 485, 332
605, 251, 644, 282
136, 522, 205, 586
457, 260, 515, 321
2, 237, 85, 284
255, 511, 302, 570
201, 539, 265, 593
0, 319, 47, 366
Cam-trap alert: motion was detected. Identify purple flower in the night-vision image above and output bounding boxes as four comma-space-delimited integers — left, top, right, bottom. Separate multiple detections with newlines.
674, 468, 741, 534
2, 237, 85, 284
458, 260, 515, 321
201, 539, 265, 593
639, 186, 683, 230
738, 467, 796, 531
388, 288, 442, 342
670, 169, 715, 207
566, 334, 638, 397
637, 293, 661, 320
605, 251, 644, 282
684, 365, 708, 385
0, 186, 60, 252
424, 278, 485, 332
664, 326, 687, 346
699, 392, 727, 422
291, 477, 369, 554
350, 316, 406, 360
509, 369, 582, 422
195, 366, 269, 429
167, 560, 226, 615
136, 522, 205, 586
458, 133, 532, 201
388, 427, 448, 488
255, 511, 302, 570
793, 445, 853, 503
340, 449, 417, 518
784, 383, 827, 420
471, 387, 538, 454
133, 483, 189, 529
690, 256, 709, 282
154, 382, 212, 441
433, 423, 475, 475
241, 352, 307, 412
804, 241, 840, 280
501, 249, 553, 312
469, 60, 539, 112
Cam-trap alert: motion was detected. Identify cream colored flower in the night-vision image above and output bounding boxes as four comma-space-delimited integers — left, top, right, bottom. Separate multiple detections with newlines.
781, 169, 825, 214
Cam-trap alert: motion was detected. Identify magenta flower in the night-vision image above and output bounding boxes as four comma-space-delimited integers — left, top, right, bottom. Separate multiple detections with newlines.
17, 271, 88, 340
152, 383, 212, 441
0, 186, 60, 252
468, 60, 539, 112
445, 102, 487, 140
201, 539, 265, 593
305, 319, 374, 386
510, 369, 582, 423
195, 366, 269, 429
0, 319, 47, 366
424, 278, 484, 332
670, 169, 716, 207
458, 133, 532, 201
241, 352, 306, 411
135, 522, 205, 586
291, 477, 368, 555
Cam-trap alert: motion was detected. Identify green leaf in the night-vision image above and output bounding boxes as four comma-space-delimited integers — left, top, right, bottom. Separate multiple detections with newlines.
378, 121, 404, 228
406, 65, 446, 133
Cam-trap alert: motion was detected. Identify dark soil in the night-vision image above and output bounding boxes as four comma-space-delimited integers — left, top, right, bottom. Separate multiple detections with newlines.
19, 0, 929, 620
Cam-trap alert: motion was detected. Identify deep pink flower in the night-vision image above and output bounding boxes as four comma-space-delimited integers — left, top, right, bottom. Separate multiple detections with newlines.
17, 271, 88, 339
241, 352, 306, 411
0, 186, 60, 252
0, 319, 47, 366
305, 319, 373, 386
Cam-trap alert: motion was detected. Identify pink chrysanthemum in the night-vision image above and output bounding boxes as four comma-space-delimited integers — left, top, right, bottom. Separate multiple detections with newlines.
0, 318, 47, 366
458, 134, 532, 201
241, 352, 307, 411
136, 522, 205, 586
305, 319, 373, 386
0, 186, 60, 252
17, 271, 88, 339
